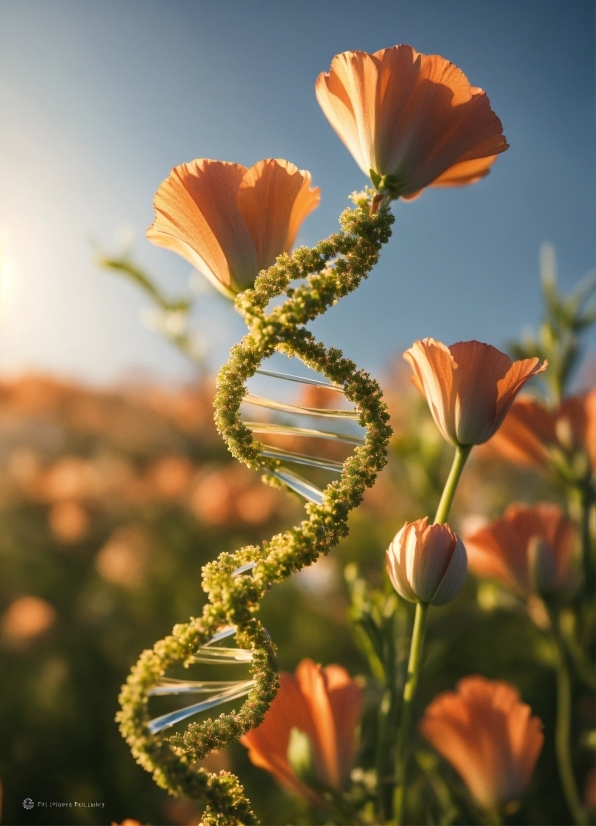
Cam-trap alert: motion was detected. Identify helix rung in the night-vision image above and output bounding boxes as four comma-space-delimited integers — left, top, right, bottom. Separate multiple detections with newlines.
188, 647, 253, 664
245, 421, 365, 445
243, 393, 359, 419
149, 678, 248, 696
269, 467, 325, 505
255, 368, 344, 392
232, 561, 257, 577
260, 447, 343, 472
148, 680, 255, 734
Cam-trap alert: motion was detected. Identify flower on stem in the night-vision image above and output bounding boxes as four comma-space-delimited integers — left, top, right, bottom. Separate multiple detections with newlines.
464, 503, 577, 599
419, 675, 544, 813
240, 658, 362, 806
487, 390, 596, 482
147, 158, 320, 298
404, 339, 547, 446
386, 517, 467, 605
315, 45, 508, 200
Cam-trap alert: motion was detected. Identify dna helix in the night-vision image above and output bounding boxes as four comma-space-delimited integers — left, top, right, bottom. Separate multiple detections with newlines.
117, 198, 395, 825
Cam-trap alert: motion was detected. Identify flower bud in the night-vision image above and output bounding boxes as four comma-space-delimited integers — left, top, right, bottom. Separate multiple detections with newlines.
386, 518, 467, 606
287, 728, 317, 787
527, 536, 558, 596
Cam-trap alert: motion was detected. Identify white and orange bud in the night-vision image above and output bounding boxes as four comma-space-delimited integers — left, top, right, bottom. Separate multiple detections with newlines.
386, 518, 467, 606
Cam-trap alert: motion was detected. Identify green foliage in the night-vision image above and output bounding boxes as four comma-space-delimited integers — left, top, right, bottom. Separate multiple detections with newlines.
508, 243, 596, 402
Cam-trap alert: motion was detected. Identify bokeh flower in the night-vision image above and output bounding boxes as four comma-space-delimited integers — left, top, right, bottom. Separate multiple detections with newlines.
240, 658, 362, 806
488, 390, 596, 480
404, 339, 547, 446
1, 596, 57, 644
419, 675, 544, 812
316, 45, 508, 199
147, 158, 320, 298
464, 503, 577, 599
386, 517, 467, 605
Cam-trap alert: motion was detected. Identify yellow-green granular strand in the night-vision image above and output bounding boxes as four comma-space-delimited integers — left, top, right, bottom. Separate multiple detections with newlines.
117, 203, 394, 825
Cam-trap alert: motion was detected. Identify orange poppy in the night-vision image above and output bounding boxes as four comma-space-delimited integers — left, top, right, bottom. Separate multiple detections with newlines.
464, 503, 577, 598
316, 45, 508, 200
488, 389, 596, 478
419, 675, 544, 812
240, 658, 362, 806
386, 517, 467, 605
403, 339, 547, 446
147, 158, 320, 298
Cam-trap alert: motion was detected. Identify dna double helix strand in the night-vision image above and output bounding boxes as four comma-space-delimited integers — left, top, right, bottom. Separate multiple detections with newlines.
117, 199, 394, 825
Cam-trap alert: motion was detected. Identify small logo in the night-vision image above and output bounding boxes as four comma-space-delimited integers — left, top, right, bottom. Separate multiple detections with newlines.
23, 798, 34, 810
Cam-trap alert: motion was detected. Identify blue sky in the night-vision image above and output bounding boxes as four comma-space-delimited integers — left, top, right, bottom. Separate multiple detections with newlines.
0, 0, 594, 386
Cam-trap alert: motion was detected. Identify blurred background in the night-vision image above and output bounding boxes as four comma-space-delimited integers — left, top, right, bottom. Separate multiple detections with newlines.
0, 1, 594, 824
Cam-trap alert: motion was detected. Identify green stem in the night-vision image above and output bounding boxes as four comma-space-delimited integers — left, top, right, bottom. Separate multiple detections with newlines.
393, 601, 429, 825
549, 612, 588, 826
376, 687, 398, 822
578, 483, 595, 587
485, 807, 503, 826
434, 444, 472, 525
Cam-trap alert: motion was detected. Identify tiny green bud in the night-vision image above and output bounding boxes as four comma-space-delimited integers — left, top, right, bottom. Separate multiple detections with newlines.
287, 728, 318, 786
528, 536, 558, 596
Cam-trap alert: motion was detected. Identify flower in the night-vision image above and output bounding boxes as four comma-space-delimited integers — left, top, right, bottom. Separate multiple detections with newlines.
315, 45, 508, 200
464, 503, 577, 598
386, 517, 467, 605
403, 339, 547, 446
419, 676, 544, 812
488, 390, 596, 479
147, 158, 320, 298
240, 658, 362, 805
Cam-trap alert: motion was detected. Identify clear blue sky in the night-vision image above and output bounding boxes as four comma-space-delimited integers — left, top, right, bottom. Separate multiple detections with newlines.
0, 0, 594, 385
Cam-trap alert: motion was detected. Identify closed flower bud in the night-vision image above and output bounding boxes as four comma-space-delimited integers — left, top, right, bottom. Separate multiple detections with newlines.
386, 518, 467, 606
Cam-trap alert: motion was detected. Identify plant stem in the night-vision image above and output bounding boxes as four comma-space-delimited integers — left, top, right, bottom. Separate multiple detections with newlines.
434, 444, 472, 525
376, 686, 398, 821
391, 445, 471, 824
393, 601, 429, 825
578, 483, 595, 587
548, 610, 588, 826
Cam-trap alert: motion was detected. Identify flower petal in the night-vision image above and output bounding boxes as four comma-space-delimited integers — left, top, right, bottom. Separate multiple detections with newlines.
420, 676, 543, 810
297, 659, 341, 790
237, 159, 320, 273
430, 536, 468, 605
147, 159, 259, 295
315, 51, 379, 176
325, 666, 363, 786
240, 670, 322, 804
404, 339, 458, 444
430, 155, 499, 188
494, 357, 548, 433
410, 523, 456, 603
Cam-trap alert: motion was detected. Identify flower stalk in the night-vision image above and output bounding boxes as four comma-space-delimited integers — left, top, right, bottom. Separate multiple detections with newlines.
434, 444, 472, 525
393, 600, 429, 824
547, 607, 589, 826
392, 445, 471, 824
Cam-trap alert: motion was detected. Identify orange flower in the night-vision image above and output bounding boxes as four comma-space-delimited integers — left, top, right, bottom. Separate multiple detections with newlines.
488, 390, 596, 478
315, 45, 508, 200
419, 676, 544, 812
464, 503, 577, 598
240, 658, 362, 805
386, 518, 467, 605
403, 339, 547, 446
147, 158, 320, 298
